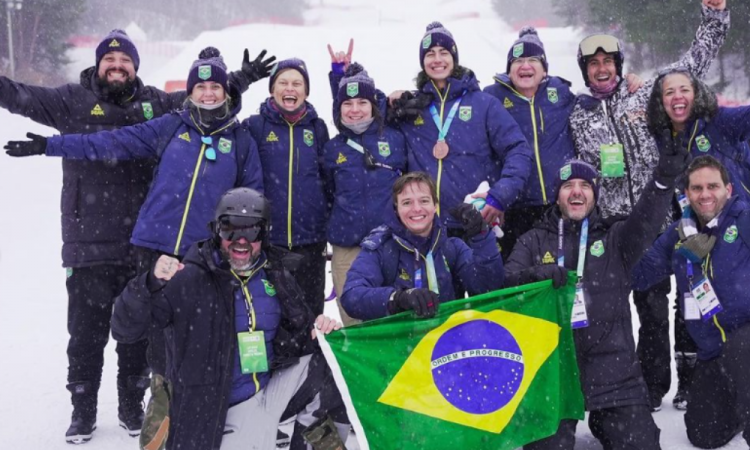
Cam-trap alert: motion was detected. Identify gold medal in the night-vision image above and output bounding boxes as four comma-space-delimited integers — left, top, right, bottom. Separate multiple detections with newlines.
433, 140, 449, 160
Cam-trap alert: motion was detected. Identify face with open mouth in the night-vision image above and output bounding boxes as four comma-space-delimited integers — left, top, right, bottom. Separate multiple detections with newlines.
586, 51, 617, 91
97, 51, 136, 86
557, 179, 595, 221
221, 237, 262, 272
509, 57, 546, 96
340, 98, 373, 124
272, 69, 307, 113
660, 73, 695, 132
396, 181, 437, 237
687, 167, 732, 225
423, 46, 454, 86
190, 81, 226, 107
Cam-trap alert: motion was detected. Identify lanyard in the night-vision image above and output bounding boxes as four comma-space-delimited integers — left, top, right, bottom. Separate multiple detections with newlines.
231, 264, 265, 331
429, 94, 464, 142
557, 218, 589, 280
413, 250, 439, 295
345, 139, 400, 174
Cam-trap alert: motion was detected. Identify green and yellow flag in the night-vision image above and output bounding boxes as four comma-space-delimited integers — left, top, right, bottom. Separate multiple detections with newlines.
318, 277, 584, 450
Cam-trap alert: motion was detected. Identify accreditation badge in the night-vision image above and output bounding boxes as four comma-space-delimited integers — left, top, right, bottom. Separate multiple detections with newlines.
237, 331, 268, 374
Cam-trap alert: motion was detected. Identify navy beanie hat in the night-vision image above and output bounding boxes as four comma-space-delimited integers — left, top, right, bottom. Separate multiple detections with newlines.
554, 159, 600, 200
419, 21, 459, 68
507, 26, 548, 73
336, 62, 377, 108
269, 58, 310, 95
96, 29, 140, 71
186, 47, 229, 95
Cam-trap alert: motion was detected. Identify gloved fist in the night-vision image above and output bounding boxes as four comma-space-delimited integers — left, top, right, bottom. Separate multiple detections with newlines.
393, 288, 439, 318
654, 129, 690, 188
242, 49, 277, 83
387, 91, 433, 123
449, 203, 487, 239
528, 264, 568, 288
4, 132, 47, 157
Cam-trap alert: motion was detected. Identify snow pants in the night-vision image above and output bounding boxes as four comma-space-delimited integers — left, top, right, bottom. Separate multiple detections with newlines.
633, 277, 672, 403
288, 242, 327, 317
523, 405, 661, 450
685, 322, 750, 448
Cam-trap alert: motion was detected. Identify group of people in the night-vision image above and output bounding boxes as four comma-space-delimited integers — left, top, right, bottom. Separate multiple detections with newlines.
2, 0, 749, 448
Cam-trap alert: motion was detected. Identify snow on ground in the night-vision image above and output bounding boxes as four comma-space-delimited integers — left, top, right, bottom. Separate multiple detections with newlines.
0, 0, 746, 447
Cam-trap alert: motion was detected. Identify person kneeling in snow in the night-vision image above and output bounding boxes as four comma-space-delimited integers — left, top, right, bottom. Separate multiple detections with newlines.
110, 188, 349, 450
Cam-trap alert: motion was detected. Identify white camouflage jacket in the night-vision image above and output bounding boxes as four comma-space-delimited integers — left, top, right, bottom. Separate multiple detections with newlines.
570, 5, 730, 219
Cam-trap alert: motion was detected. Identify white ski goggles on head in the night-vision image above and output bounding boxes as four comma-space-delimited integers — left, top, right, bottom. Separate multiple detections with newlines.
579, 34, 621, 57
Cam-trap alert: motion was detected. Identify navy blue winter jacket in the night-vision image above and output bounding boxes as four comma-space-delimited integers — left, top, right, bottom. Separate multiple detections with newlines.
633, 196, 750, 361
244, 100, 331, 248
0, 67, 251, 267
654, 106, 750, 203
394, 71, 532, 229
341, 211, 504, 321
46, 89, 263, 256
483, 74, 576, 208
111, 240, 314, 450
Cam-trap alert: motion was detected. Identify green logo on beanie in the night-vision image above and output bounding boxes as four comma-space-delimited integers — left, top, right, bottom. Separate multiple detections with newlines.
422, 34, 432, 49
513, 43, 524, 58
347, 82, 359, 97
547, 87, 559, 104
198, 65, 212, 80
560, 164, 572, 181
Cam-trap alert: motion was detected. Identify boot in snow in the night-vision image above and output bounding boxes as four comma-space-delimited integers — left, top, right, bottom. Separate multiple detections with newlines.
65, 381, 98, 445
673, 352, 697, 410
118, 375, 150, 437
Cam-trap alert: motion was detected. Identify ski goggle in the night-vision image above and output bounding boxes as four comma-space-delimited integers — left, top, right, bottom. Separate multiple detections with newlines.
579, 34, 621, 58
217, 216, 265, 242
201, 136, 216, 161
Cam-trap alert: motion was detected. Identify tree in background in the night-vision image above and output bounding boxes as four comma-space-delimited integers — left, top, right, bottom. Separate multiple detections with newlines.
0, 0, 86, 84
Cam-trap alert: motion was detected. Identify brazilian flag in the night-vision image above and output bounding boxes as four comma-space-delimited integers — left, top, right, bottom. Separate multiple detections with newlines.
318, 277, 584, 450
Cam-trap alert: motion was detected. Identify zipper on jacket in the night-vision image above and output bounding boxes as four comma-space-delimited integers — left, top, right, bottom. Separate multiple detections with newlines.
287, 123, 295, 249
431, 81, 450, 216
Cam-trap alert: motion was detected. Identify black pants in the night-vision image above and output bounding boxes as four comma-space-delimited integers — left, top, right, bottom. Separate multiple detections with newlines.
499, 205, 549, 261
523, 405, 661, 450
288, 242, 327, 317
685, 322, 750, 449
66, 265, 149, 391
633, 278, 672, 401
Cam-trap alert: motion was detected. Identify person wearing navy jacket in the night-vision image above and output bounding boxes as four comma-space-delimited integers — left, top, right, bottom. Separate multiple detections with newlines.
633, 156, 750, 449
0, 29, 273, 443
390, 21, 532, 238
6, 47, 264, 447
323, 58, 407, 326
341, 172, 503, 321
243, 58, 331, 317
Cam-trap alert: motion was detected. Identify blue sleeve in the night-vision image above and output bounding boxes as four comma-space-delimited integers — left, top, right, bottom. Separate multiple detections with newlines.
45, 114, 175, 160
485, 97, 533, 209
631, 226, 678, 291
322, 140, 337, 201
714, 107, 750, 142
452, 232, 504, 295
315, 119, 334, 212
329, 70, 344, 119
237, 132, 264, 193
341, 248, 397, 321
111, 272, 173, 344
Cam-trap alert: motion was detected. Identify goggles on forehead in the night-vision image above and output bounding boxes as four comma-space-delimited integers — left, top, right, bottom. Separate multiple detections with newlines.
217, 216, 265, 243
657, 65, 690, 78
579, 34, 621, 58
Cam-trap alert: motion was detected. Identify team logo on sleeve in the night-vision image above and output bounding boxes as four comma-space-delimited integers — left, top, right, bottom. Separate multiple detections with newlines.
459, 106, 472, 122
547, 87, 559, 104
724, 225, 738, 243
378, 142, 391, 157
590, 240, 605, 257
218, 138, 232, 154
142, 102, 154, 120
347, 82, 359, 97
513, 43, 524, 58
695, 135, 711, 152
303, 129, 314, 147
198, 65, 212, 80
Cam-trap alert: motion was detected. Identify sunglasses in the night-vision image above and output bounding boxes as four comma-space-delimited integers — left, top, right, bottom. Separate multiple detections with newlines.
202, 136, 217, 161
579, 34, 620, 58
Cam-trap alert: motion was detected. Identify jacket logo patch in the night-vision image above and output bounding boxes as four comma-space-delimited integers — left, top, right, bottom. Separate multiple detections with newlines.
347, 82, 359, 97
262, 279, 277, 296
542, 252, 555, 264
547, 87, 559, 104
378, 141, 391, 157
218, 137, 232, 154
414, 115, 424, 126
142, 102, 154, 120
178, 132, 191, 142
724, 225, 738, 243
266, 131, 279, 142
695, 135, 711, 152
198, 65, 212, 80
458, 106, 472, 122
90, 104, 105, 116
399, 268, 411, 281
503, 98, 514, 109
590, 240, 605, 257
512, 43, 524, 58
108, 39, 120, 48
303, 129, 314, 147
336, 152, 347, 164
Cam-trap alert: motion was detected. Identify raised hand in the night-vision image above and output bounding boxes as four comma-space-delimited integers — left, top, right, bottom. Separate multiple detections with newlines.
242, 49, 277, 83
654, 130, 690, 187
153, 255, 184, 281
327, 38, 354, 73
4, 132, 47, 157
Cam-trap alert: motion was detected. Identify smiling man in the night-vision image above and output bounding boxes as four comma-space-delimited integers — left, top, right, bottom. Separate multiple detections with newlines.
633, 155, 750, 448
505, 134, 689, 449
568, 0, 730, 412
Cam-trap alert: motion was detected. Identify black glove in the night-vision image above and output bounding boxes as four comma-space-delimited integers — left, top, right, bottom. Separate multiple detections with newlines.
392, 288, 439, 318
241, 49, 277, 83
528, 264, 568, 288
654, 129, 690, 188
4, 132, 47, 157
449, 203, 487, 239
387, 92, 433, 123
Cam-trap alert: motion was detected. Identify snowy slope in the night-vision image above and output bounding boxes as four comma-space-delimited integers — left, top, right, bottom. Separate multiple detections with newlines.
0, 0, 746, 447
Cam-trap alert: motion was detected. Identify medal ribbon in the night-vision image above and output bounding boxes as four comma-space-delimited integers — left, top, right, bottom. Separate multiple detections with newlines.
429, 93, 464, 142
557, 218, 589, 280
